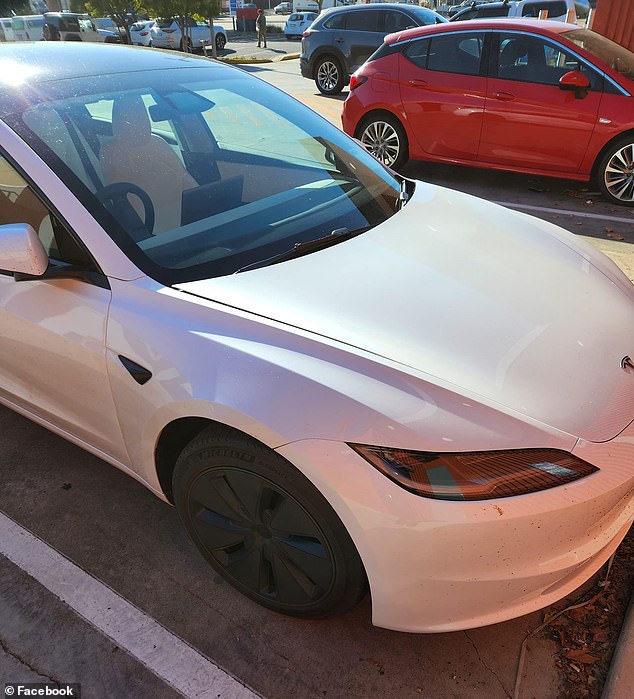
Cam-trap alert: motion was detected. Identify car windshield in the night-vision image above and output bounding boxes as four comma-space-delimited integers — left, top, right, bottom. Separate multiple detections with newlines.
9, 64, 401, 285
563, 29, 634, 81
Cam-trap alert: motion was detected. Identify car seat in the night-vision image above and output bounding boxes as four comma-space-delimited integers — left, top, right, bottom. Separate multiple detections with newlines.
100, 93, 197, 235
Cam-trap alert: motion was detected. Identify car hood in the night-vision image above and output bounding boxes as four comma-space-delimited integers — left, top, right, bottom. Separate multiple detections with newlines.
176, 182, 634, 443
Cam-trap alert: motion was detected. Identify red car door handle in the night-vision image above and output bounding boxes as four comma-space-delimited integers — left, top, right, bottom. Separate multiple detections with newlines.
494, 91, 515, 101
408, 79, 427, 87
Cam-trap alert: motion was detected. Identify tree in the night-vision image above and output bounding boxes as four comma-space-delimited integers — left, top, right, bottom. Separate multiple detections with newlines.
0, 0, 30, 14
83, 0, 148, 43
147, 0, 222, 54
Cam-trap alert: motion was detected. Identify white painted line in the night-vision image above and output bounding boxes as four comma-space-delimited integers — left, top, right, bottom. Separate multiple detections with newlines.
0, 510, 261, 699
495, 201, 634, 226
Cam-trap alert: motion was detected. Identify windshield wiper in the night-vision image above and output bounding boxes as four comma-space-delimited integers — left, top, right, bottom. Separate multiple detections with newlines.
234, 226, 370, 274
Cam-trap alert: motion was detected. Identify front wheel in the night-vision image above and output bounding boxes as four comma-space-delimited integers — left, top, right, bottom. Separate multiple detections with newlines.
597, 137, 634, 206
356, 114, 409, 170
43, 23, 59, 41
173, 428, 367, 618
215, 34, 226, 51
315, 56, 344, 95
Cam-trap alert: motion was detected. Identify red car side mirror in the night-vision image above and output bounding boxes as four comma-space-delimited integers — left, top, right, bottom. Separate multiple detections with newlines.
559, 70, 590, 99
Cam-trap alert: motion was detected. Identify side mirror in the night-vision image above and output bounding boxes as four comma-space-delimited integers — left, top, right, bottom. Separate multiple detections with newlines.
559, 70, 590, 99
0, 223, 48, 276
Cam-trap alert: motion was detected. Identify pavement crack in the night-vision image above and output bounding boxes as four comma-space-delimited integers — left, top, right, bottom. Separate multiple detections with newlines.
463, 630, 512, 698
0, 635, 61, 685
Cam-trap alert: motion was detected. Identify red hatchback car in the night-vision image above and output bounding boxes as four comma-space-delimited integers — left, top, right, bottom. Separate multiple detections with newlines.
341, 20, 634, 206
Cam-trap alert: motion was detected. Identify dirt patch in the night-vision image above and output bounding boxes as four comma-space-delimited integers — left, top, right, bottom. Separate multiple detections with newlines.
544, 527, 634, 699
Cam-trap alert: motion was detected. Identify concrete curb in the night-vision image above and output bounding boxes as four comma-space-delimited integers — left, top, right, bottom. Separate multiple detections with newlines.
217, 52, 299, 65
601, 589, 634, 699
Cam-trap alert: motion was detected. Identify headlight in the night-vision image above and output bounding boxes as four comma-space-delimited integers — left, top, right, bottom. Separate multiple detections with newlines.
348, 444, 598, 501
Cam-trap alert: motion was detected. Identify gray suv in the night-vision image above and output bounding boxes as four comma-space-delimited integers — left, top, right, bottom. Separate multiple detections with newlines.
300, 4, 446, 94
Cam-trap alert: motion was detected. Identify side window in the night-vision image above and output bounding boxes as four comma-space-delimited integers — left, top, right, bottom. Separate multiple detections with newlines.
478, 6, 510, 17
345, 10, 379, 32
384, 11, 414, 34
404, 38, 430, 69
520, 2, 567, 18
324, 12, 346, 30
0, 154, 91, 266
496, 34, 602, 89
427, 33, 484, 75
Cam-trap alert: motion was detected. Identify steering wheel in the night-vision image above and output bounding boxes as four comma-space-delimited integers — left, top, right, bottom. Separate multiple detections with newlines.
96, 182, 155, 241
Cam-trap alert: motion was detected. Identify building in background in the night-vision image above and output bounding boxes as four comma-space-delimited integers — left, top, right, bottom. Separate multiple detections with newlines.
591, 0, 634, 52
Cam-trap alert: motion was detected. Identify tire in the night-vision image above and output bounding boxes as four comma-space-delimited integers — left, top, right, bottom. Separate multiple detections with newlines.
356, 113, 409, 170
173, 428, 367, 618
215, 34, 226, 51
597, 136, 634, 206
43, 23, 59, 41
285, 34, 292, 40
314, 56, 344, 95
180, 36, 193, 52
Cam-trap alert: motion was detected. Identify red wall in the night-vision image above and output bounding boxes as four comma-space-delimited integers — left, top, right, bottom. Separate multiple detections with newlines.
592, 0, 634, 52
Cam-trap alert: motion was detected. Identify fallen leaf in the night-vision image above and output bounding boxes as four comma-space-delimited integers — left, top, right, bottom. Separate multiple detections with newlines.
566, 649, 598, 664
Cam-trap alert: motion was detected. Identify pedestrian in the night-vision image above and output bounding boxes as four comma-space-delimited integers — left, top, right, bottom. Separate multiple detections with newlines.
256, 8, 267, 48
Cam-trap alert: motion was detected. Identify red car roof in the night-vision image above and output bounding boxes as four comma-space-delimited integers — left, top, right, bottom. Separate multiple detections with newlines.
385, 19, 578, 46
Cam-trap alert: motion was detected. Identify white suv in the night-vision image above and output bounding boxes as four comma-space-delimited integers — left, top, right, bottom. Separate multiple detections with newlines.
150, 18, 227, 52
450, 0, 577, 22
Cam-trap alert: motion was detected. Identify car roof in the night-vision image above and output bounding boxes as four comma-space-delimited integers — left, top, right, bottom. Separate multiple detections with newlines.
0, 42, 218, 87
322, 2, 434, 12
385, 17, 574, 44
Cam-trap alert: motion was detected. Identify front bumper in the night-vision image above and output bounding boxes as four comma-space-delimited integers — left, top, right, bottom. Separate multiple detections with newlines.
276, 424, 634, 633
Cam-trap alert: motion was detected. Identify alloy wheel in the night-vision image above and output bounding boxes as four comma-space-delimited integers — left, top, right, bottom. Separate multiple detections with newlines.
316, 59, 342, 94
603, 143, 634, 203
360, 120, 401, 168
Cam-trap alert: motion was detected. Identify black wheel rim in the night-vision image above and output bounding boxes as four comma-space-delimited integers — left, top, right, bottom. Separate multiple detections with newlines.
186, 467, 336, 608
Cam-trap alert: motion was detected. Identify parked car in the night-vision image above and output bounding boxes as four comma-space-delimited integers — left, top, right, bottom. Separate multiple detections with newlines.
42, 13, 120, 43
275, 2, 293, 14
293, 0, 319, 11
1, 41, 633, 633
130, 19, 156, 46
451, 0, 576, 22
10, 14, 44, 42
150, 18, 227, 52
447, 0, 499, 17
342, 20, 634, 206
94, 17, 128, 43
285, 12, 318, 39
300, 4, 447, 94
0, 17, 14, 42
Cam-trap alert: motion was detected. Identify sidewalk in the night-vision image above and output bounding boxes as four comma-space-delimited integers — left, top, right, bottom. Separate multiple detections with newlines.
206, 32, 301, 63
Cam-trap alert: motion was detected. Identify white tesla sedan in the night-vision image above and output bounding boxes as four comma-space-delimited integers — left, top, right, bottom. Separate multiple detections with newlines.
0, 43, 632, 633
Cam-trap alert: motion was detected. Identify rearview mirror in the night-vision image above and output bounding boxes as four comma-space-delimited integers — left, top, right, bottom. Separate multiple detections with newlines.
0, 223, 48, 276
